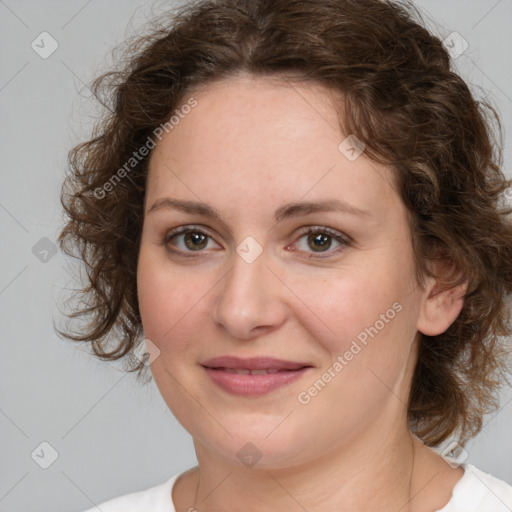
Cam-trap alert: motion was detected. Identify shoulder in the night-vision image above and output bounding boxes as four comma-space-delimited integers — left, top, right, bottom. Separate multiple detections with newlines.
437, 463, 512, 512
78, 473, 181, 512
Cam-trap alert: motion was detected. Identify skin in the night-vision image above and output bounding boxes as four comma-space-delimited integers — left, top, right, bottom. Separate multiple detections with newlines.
137, 74, 467, 512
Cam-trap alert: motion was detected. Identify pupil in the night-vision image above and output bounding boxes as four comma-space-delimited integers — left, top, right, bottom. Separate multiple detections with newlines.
185, 232, 207, 250
308, 233, 331, 252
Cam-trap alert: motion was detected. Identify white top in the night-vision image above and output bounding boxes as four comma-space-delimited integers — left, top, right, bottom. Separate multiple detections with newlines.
79, 463, 512, 512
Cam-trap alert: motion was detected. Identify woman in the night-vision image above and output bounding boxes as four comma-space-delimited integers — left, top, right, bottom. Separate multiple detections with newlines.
60, 0, 512, 510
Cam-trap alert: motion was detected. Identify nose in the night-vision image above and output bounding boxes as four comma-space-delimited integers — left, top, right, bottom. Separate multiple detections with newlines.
212, 247, 289, 340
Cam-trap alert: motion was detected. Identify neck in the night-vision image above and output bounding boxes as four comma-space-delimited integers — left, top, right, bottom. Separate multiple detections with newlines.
191, 420, 419, 512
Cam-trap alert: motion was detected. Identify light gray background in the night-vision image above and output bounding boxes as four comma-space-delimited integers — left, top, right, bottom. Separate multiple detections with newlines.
0, 1, 511, 511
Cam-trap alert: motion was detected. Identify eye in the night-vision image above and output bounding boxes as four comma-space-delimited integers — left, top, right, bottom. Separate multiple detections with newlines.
163, 226, 221, 255
290, 226, 351, 257
161, 225, 351, 258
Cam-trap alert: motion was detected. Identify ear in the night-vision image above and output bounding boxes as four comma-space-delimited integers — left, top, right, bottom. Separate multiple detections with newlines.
416, 261, 468, 337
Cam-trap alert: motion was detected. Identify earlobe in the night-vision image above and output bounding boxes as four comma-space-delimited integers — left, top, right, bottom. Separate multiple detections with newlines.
417, 276, 468, 337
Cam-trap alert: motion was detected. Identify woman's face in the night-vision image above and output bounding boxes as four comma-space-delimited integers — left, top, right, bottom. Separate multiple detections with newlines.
137, 75, 427, 468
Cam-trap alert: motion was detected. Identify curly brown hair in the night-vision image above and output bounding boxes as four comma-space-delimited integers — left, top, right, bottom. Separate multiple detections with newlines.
58, 0, 512, 448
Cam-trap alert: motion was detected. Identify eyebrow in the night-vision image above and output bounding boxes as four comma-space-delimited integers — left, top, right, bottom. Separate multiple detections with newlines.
147, 197, 372, 222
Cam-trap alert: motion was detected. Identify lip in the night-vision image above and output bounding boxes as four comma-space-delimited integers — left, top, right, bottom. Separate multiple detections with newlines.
201, 356, 312, 396
202, 356, 310, 371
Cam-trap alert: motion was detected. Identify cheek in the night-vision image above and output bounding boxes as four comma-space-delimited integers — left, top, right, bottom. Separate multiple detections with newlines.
137, 249, 201, 353
291, 270, 417, 426
136, 249, 221, 435
283, 263, 411, 354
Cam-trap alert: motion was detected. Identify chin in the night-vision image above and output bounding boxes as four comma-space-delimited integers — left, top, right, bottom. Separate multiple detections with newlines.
192, 415, 313, 470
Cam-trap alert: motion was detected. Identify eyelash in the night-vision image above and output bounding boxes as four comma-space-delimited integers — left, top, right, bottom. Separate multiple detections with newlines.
161, 225, 352, 259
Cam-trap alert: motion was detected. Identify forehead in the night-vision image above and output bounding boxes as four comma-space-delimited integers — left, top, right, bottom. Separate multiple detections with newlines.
146, 75, 400, 220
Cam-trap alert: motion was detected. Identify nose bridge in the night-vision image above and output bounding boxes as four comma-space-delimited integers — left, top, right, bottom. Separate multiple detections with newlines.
212, 244, 286, 338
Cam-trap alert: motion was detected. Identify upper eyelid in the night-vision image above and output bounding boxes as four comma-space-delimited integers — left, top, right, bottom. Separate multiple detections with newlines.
294, 225, 349, 238
165, 224, 346, 239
